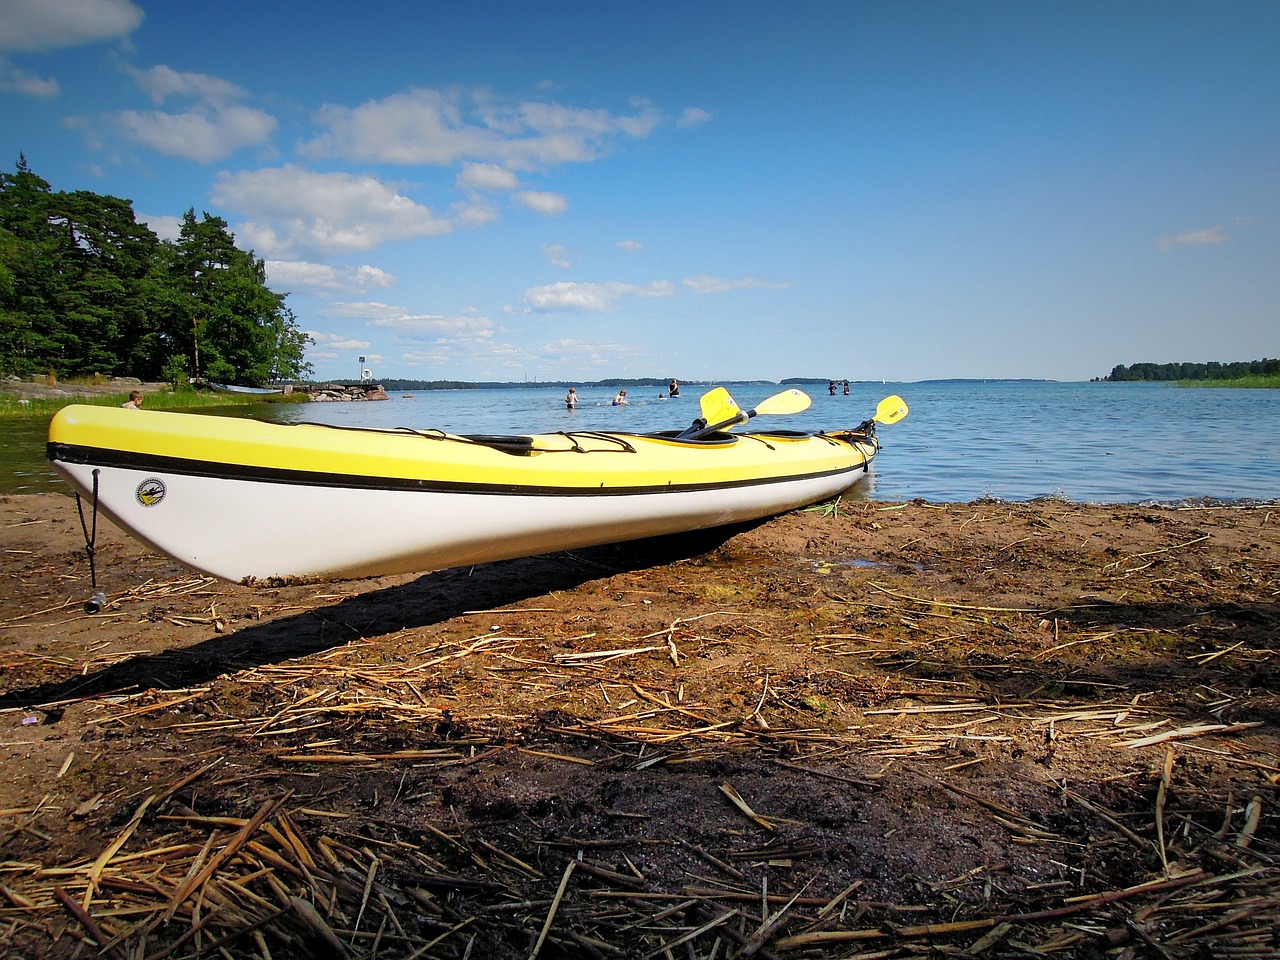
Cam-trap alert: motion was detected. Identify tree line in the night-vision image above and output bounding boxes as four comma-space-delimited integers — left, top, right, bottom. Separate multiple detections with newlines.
0, 156, 310, 386
372, 378, 690, 391
1105, 359, 1280, 382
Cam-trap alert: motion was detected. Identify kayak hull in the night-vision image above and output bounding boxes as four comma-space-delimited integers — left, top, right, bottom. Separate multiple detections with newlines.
47, 406, 879, 582
208, 382, 283, 395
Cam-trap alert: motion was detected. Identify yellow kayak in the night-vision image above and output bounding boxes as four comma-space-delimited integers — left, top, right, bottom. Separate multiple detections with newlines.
47, 392, 903, 583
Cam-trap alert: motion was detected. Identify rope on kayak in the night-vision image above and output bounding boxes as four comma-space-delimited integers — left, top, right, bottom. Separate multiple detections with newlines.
557, 431, 637, 453
807, 425, 880, 472
253, 419, 646, 455
74, 468, 107, 614
416, 429, 637, 454
293, 421, 539, 454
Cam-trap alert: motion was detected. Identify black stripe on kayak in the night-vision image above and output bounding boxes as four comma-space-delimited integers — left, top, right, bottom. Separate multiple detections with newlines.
48, 442, 870, 497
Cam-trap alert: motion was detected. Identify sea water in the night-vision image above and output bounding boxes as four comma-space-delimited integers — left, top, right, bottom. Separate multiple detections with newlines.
6, 381, 1278, 503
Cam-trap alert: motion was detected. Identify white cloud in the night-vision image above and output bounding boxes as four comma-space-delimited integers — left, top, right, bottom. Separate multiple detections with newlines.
300, 86, 662, 169
113, 102, 277, 162
303, 88, 499, 165
136, 211, 182, 241
265, 260, 397, 294
0, 0, 143, 51
320, 301, 495, 341
540, 337, 651, 367
0, 0, 138, 99
515, 190, 567, 216
318, 301, 406, 320
213, 165, 452, 257
542, 244, 571, 268
308, 330, 373, 351
1157, 224, 1231, 251
125, 63, 248, 107
399, 348, 453, 366
67, 63, 276, 162
451, 196, 500, 228
524, 280, 675, 312
682, 274, 791, 294
0, 65, 58, 96
677, 106, 712, 128
456, 162, 519, 190
368, 312, 495, 339
351, 264, 397, 288
616, 240, 643, 252
616, 97, 664, 136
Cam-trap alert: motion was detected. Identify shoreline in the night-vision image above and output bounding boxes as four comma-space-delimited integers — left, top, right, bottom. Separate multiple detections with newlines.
6, 380, 1279, 502
1, 493, 1276, 957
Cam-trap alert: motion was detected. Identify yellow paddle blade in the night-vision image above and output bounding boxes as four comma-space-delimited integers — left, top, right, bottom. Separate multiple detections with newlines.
874, 395, 908, 425
698, 387, 739, 425
751, 388, 811, 416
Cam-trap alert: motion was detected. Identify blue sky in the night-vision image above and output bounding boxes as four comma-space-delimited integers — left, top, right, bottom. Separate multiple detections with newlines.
2, 1, 1277, 383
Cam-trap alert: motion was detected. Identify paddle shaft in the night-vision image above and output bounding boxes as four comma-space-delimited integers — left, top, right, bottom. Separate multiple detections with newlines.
682, 400, 779, 439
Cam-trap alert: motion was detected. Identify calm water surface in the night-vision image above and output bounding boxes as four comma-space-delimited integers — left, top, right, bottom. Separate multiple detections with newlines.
6, 381, 1278, 503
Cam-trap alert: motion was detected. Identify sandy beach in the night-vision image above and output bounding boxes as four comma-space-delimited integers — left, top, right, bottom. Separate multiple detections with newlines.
1, 492, 1276, 958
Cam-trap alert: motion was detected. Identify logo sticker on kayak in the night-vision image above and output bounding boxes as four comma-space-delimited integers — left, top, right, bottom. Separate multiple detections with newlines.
135, 477, 166, 507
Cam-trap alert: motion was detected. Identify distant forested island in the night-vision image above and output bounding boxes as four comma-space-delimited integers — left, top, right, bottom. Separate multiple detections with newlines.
1104, 360, 1279, 382
338, 378, 774, 391
356, 376, 1055, 391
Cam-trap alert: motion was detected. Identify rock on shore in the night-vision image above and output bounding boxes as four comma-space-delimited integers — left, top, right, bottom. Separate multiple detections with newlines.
306, 382, 389, 401
2, 375, 158, 400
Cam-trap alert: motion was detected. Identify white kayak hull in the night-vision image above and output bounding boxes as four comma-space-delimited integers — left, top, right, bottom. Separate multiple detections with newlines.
50, 461, 867, 582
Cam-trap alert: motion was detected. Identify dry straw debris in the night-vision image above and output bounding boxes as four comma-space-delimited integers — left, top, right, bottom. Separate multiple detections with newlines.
1, 496, 1276, 957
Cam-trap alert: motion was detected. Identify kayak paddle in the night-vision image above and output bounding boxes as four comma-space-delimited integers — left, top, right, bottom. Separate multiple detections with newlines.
873, 395, 909, 425
682, 388, 812, 440
697, 386, 740, 427
677, 387, 741, 438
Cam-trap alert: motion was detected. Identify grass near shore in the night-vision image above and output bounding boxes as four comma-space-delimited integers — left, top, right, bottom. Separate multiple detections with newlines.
1177, 374, 1280, 388
0, 385, 307, 418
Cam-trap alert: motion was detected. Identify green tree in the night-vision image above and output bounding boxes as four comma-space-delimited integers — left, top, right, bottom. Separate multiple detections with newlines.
0, 157, 159, 379
163, 210, 311, 385
1106, 360, 1280, 382
0, 159, 312, 385
0, 159, 65, 376
56, 189, 159, 376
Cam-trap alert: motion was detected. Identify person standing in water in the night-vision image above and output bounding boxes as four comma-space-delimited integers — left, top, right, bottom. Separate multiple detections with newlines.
612, 389, 628, 405
565, 387, 578, 409
668, 379, 680, 397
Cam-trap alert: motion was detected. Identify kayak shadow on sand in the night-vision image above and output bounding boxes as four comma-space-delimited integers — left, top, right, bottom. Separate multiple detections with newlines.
0, 521, 765, 714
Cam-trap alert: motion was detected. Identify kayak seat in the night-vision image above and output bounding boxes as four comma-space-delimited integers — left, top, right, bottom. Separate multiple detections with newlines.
644, 430, 740, 444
